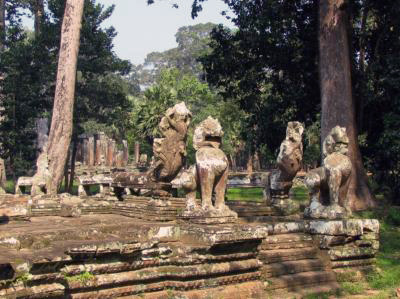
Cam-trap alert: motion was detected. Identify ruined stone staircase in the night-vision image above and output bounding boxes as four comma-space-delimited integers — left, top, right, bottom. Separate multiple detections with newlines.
259, 232, 340, 294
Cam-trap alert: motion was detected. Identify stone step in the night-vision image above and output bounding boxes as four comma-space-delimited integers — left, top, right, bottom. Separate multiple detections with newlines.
260, 240, 314, 250
120, 281, 265, 299
263, 233, 312, 244
259, 247, 319, 263
269, 281, 341, 298
234, 211, 276, 217
242, 215, 302, 223
261, 259, 327, 278
67, 272, 261, 298
64, 259, 261, 291
0, 282, 65, 299
28, 253, 259, 282
264, 270, 336, 291
332, 257, 376, 269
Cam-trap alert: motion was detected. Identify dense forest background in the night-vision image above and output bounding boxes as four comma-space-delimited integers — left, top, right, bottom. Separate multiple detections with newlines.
0, 0, 398, 203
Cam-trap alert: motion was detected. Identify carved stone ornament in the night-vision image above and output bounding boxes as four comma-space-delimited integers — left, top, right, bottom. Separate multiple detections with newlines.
304, 126, 352, 219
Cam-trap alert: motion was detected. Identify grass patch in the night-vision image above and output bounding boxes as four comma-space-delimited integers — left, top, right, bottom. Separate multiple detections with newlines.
5, 180, 15, 193
354, 205, 400, 293
225, 184, 310, 204
13, 272, 32, 285
290, 185, 309, 203
303, 292, 331, 299
303, 289, 343, 299
369, 289, 398, 299
367, 257, 400, 290
226, 187, 264, 202
64, 271, 95, 285
340, 281, 366, 295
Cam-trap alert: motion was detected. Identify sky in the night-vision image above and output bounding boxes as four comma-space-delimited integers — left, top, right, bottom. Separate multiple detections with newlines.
97, 0, 234, 65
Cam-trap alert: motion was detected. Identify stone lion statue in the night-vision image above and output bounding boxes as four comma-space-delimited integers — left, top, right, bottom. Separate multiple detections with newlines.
304, 126, 352, 219
150, 102, 192, 182
270, 121, 304, 192
264, 121, 304, 215
172, 116, 237, 221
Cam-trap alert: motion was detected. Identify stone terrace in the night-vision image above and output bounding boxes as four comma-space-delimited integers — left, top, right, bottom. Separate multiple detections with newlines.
0, 197, 380, 298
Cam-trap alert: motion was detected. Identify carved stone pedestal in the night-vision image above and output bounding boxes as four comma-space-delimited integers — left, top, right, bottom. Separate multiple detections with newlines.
181, 222, 268, 245
181, 206, 238, 224
304, 201, 349, 220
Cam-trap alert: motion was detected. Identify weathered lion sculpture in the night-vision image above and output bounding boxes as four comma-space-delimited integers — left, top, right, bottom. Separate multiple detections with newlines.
264, 121, 304, 214
172, 116, 237, 221
150, 102, 192, 182
304, 125, 352, 219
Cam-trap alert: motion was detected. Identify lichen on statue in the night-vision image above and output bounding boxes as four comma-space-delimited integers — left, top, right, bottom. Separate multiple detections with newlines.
304, 125, 352, 219
271, 121, 304, 191
150, 102, 192, 182
264, 121, 304, 215
172, 116, 237, 222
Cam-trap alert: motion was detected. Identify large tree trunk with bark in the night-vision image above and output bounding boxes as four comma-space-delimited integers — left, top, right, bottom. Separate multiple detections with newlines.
34, 0, 84, 195
0, 0, 5, 188
31, 0, 44, 36
246, 151, 253, 174
319, 0, 375, 210
68, 139, 77, 193
0, 0, 4, 50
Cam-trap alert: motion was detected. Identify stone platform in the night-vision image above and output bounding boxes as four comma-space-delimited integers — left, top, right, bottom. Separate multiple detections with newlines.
0, 214, 268, 299
0, 195, 380, 299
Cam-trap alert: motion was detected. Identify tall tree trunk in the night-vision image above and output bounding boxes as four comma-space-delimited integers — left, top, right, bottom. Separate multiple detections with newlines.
64, 146, 71, 191
0, 0, 5, 183
253, 151, 261, 171
37, 0, 84, 195
0, 0, 5, 50
31, 0, 44, 37
319, 0, 375, 210
134, 141, 140, 164
246, 151, 253, 174
68, 139, 77, 193
229, 154, 237, 172
356, 2, 369, 131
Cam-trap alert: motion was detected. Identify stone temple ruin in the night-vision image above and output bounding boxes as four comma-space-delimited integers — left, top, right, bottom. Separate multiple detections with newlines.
0, 103, 380, 298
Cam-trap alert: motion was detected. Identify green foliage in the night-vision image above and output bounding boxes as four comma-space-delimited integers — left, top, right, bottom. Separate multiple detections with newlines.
13, 272, 32, 286
340, 281, 366, 295
0, 9, 54, 175
355, 206, 400, 292
201, 0, 320, 156
386, 208, 400, 226
5, 180, 15, 194
133, 23, 216, 87
367, 259, 400, 290
130, 68, 245, 164
350, 1, 400, 203
196, 0, 400, 201
0, 0, 132, 177
303, 118, 321, 167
